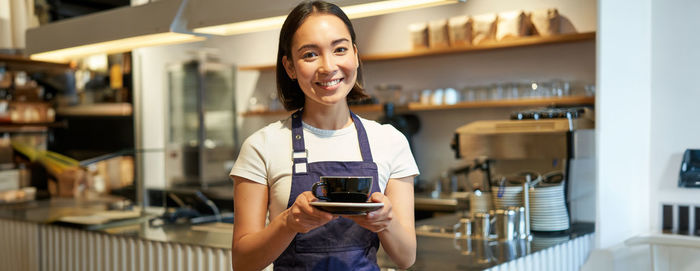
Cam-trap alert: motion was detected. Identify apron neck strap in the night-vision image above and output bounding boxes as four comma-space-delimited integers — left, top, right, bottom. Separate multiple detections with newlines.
291, 109, 374, 162
350, 111, 374, 162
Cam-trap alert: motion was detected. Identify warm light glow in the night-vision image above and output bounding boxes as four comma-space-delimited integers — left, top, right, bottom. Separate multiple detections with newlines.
194, 15, 288, 36
194, 0, 459, 36
343, 0, 456, 19
30, 32, 205, 63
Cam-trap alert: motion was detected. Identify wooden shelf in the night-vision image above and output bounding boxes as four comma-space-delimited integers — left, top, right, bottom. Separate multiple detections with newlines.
56, 103, 133, 117
407, 96, 595, 111
0, 121, 67, 133
242, 104, 384, 117
0, 54, 71, 73
241, 96, 594, 116
239, 32, 596, 71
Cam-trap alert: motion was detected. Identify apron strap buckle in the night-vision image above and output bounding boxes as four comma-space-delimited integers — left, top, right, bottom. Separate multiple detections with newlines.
292, 149, 308, 161
292, 149, 309, 174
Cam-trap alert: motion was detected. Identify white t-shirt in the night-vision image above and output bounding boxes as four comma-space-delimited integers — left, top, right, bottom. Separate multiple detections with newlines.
230, 115, 420, 219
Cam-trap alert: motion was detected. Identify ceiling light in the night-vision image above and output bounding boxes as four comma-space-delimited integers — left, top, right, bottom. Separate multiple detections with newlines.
191, 0, 464, 36
26, 0, 205, 63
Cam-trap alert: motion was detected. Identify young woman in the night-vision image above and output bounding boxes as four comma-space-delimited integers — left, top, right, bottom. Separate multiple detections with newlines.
229, 1, 419, 270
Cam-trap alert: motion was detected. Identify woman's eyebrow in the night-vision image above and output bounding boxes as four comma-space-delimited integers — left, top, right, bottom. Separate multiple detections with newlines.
297, 38, 350, 52
331, 38, 350, 46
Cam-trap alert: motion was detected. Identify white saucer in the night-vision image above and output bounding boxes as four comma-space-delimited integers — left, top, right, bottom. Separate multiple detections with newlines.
309, 202, 384, 215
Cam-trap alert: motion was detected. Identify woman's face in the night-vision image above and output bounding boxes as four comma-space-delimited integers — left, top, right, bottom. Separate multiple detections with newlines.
283, 14, 359, 108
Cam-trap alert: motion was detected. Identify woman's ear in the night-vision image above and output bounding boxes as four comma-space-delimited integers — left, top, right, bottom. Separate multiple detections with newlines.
353, 44, 359, 69
282, 56, 296, 79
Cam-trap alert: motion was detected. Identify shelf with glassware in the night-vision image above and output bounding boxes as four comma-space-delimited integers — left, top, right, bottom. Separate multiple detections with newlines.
0, 99, 67, 132
241, 96, 595, 116
238, 32, 596, 72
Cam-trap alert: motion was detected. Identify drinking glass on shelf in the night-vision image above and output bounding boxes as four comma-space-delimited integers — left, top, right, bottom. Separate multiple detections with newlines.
408, 89, 421, 104
461, 87, 476, 102
525, 81, 548, 98
489, 83, 504, 101
584, 84, 595, 97
431, 88, 444, 105
444, 88, 459, 105
504, 82, 519, 100
420, 89, 432, 104
518, 82, 534, 98
540, 81, 554, 97
550, 79, 571, 97
475, 86, 489, 101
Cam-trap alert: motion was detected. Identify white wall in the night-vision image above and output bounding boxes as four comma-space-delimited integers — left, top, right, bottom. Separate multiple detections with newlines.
594, 0, 700, 250
596, 0, 652, 248
649, 0, 700, 231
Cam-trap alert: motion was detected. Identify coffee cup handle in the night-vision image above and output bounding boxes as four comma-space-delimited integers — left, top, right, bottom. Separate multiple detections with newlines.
311, 182, 329, 201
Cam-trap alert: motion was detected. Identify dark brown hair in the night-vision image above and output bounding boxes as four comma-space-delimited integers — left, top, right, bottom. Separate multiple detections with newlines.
276, 0, 369, 111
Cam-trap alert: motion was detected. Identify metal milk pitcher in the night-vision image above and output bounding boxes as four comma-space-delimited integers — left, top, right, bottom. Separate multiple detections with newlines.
494, 208, 516, 242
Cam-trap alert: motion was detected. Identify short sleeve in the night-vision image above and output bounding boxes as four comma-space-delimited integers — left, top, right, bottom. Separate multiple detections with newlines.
386, 126, 420, 180
229, 132, 268, 185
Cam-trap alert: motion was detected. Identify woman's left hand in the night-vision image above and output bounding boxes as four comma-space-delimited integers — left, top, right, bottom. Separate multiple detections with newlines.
347, 192, 393, 233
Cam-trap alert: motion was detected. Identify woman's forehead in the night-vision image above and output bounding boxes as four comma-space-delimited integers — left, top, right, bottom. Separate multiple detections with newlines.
292, 13, 351, 48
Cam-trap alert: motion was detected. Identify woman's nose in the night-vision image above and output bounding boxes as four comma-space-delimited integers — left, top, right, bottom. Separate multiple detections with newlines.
318, 56, 336, 74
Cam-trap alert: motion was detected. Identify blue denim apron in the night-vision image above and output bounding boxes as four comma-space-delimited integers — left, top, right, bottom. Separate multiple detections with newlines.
273, 110, 381, 271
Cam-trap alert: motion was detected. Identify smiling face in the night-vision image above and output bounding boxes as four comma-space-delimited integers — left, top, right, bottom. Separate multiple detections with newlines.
282, 13, 359, 109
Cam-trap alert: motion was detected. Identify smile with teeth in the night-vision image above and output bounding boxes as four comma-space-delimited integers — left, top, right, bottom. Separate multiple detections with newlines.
316, 78, 342, 87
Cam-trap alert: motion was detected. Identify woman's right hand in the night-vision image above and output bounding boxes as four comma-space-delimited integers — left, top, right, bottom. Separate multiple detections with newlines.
285, 191, 336, 233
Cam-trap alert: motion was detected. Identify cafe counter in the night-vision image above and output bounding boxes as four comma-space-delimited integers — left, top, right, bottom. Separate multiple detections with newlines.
0, 198, 594, 271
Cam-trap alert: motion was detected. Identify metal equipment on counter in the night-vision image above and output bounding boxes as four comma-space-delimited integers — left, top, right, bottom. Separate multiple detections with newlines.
450, 106, 596, 235
165, 52, 238, 189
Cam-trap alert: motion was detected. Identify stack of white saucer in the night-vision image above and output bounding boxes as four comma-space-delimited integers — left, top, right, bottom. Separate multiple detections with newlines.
529, 182, 570, 231
491, 185, 523, 210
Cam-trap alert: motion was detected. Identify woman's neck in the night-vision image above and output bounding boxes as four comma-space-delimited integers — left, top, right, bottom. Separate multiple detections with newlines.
301, 100, 353, 130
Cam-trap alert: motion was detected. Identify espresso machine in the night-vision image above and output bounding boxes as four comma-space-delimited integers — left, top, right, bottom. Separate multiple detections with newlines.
450, 107, 596, 229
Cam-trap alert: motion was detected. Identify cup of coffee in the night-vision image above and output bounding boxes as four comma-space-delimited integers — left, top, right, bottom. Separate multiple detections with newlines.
312, 176, 373, 202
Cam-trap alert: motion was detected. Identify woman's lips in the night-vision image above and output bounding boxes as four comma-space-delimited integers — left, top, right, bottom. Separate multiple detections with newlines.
315, 78, 343, 90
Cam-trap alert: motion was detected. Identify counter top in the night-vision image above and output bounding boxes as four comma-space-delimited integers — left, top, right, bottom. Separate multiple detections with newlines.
0, 197, 129, 224
1, 199, 593, 270
0, 197, 233, 249
378, 213, 594, 270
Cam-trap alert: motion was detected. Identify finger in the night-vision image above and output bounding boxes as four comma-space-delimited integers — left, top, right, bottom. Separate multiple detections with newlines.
305, 203, 334, 220
298, 201, 334, 220
301, 191, 319, 202
366, 207, 389, 219
370, 192, 384, 203
298, 192, 334, 218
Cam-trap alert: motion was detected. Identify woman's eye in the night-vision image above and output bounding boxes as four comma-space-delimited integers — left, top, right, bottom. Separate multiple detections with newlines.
334, 47, 348, 54
302, 52, 317, 59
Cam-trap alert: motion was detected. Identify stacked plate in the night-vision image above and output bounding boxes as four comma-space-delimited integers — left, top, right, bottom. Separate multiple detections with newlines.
529, 182, 570, 231
491, 185, 523, 210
